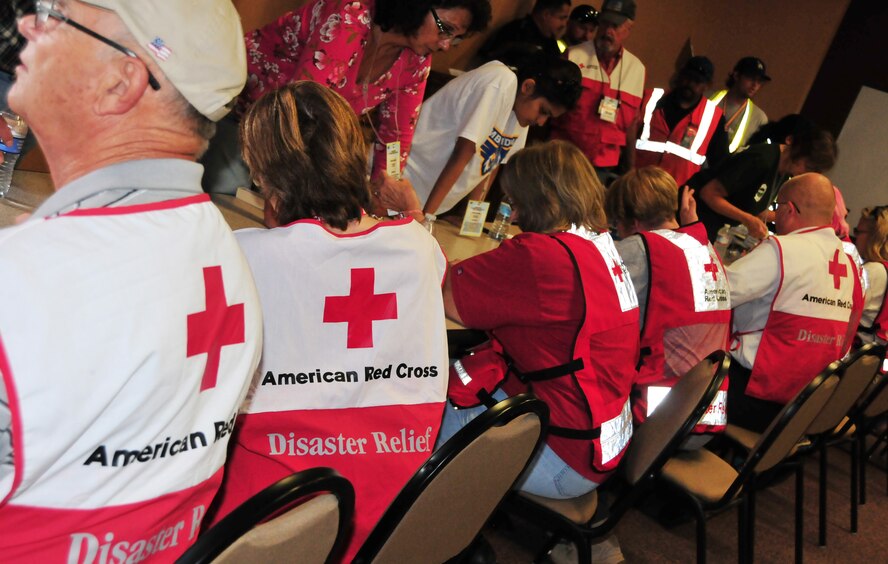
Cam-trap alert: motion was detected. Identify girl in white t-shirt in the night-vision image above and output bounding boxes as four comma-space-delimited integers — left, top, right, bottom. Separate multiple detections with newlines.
377, 53, 583, 216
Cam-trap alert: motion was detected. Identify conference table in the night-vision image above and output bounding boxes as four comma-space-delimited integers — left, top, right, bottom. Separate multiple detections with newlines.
1, 170, 509, 339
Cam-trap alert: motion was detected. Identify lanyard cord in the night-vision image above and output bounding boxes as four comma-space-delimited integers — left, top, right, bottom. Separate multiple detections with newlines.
598, 48, 623, 103
361, 29, 401, 148
722, 97, 748, 129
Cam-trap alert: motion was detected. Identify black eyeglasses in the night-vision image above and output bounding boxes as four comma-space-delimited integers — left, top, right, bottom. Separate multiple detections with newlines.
775, 199, 801, 213
36, 0, 161, 91
430, 7, 463, 45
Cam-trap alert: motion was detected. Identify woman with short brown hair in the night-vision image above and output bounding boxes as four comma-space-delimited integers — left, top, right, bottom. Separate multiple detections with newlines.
211, 81, 449, 561
440, 140, 640, 499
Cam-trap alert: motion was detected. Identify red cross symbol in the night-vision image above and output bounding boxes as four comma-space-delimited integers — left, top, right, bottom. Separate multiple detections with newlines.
827, 249, 848, 290
704, 260, 720, 281
324, 268, 398, 349
611, 260, 624, 282
187, 266, 245, 391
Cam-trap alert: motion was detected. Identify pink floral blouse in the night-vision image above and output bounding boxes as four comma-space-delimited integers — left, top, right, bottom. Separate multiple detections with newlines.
240, 0, 431, 179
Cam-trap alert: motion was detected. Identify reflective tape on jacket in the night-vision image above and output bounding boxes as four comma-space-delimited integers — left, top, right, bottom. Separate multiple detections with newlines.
710, 89, 755, 153
636, 89, 719, 165
599, 399, 633, 464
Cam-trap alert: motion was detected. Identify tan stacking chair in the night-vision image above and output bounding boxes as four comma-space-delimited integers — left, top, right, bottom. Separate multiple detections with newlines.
658, 362, 840, 564
809, 344, 884, 546
352, 394, 549, 564
838, 344, 888, 533
722, 345, 881, 553
177, 467, 354, 564
501, 350, 731, 563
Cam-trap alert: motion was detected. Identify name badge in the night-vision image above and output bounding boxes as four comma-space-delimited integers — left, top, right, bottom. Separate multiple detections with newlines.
598, 96, 619, 123
459, 200, 490, 237
680, 125, 698, 149
386, 141, 401, 180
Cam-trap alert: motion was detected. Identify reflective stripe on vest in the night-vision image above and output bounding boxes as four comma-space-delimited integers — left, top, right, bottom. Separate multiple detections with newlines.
635, 88, 666, 152
710, 89, 754, 153
636, 90, 718, 165
600, 399, 633, 464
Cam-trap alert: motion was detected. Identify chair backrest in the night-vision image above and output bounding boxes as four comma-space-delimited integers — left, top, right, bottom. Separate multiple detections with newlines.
807, 344, 883, 435
622, 350, 730, 485
859, 345, 888, 418
352, 394, 549, 564
740, 367, 840, 479
177, 467, 354, 564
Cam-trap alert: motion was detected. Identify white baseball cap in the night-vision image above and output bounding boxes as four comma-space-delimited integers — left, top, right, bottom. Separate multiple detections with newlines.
82, 0, 247, 121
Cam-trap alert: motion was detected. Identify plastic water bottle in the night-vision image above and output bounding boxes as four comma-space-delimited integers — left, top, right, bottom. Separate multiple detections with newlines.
713, 224, 731, 260
488, 199, 513, 241
0, 111, 28, 198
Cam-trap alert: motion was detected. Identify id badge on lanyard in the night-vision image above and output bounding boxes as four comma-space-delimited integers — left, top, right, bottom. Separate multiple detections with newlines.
680, 125, 698, 149
386, 141, 401, 180
598, 96, 619, 124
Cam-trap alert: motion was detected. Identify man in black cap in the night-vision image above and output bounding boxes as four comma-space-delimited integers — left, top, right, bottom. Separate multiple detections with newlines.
635, 56, 729, 187
478, 0, 570, 64
550, 0, 646, 185
562, 4, 598, 48
709, 56, 771, 152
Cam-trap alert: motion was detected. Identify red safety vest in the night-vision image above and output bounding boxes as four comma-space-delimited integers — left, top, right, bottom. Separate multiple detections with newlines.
513, 229, 640, 483
635, 88, 723, 187
551, 44, 645, 168
212, 218, 448, 562
0, 195, 262, 563
743, 228, 858, 404
634, 223, 731, 433
448, 228, 640, 482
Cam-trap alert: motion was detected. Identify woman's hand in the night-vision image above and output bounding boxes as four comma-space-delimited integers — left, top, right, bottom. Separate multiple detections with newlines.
372, 172, 421, 213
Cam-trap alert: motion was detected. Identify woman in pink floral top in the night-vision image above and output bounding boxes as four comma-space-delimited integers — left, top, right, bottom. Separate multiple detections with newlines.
202, 0, 491, 194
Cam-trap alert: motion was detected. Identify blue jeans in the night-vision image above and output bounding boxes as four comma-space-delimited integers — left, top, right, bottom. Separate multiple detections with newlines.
437, 389, 599, 499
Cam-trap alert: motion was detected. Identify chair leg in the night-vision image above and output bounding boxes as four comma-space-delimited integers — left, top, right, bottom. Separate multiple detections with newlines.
688, 496, 707, 564
818, 444, 827, 547
738, 495, 748, 564
860, 431, 868, 506
851, 435, 859, 534
747, 487, 757, 564
795, 464, 804, 564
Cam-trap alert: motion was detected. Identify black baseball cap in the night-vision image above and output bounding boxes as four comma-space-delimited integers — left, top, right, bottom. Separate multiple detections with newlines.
681, 56, 715, 82
599, 0, 636, 25
570, 5, 599, 24
734, 57, 771, 81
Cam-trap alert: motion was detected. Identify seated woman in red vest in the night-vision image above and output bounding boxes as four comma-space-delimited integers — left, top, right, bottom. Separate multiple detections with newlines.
207, 81, 448, 561
854, 204, 888, 345
605, 166, 731, 445
440, 140, 640, 499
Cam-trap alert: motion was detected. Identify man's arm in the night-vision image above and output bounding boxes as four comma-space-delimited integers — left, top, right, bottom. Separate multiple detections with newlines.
442, 269, 465, 325
422, 136, 477, 215
725, 241, 780, 307
698, 178, 768, 239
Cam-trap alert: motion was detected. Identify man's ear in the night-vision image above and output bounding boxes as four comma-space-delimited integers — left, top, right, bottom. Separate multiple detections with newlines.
520, 78, 536, 97
94, 58, 152, 116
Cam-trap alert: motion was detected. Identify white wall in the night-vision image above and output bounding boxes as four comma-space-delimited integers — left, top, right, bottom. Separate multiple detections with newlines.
830, 86, 888, 222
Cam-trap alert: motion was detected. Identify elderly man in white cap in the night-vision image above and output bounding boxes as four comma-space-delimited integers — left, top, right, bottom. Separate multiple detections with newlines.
0, 1, 262, 561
